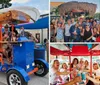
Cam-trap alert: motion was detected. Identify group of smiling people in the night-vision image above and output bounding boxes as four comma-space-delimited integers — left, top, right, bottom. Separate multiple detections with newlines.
50, 58, 100, 85
50, 16, 100, 42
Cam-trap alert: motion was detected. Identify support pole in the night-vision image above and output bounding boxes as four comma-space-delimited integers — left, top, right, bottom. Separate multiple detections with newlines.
11, 24, 14, 41
90, 52, 92, 76
69, 53, 71, 79
0, 24, 3, 51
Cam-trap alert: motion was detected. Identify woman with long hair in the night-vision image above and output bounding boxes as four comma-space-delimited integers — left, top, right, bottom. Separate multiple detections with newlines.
70, 58, 79, 79
50, 60, 70, 85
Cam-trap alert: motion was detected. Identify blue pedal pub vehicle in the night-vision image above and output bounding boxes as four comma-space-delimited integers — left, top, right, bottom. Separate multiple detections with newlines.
0, 17, 49, 85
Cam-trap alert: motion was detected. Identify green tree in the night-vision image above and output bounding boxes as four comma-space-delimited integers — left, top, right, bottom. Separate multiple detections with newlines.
0, 0, 12, 9
55, 7, 59, 16
94, 13, 100, 19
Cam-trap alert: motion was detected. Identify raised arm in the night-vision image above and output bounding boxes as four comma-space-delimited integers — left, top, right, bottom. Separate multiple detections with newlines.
56, 71, 70, 76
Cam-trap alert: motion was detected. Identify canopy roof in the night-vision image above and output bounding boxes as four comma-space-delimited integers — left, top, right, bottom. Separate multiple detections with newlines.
0, 6, 40, 21
58, 1, 97, 16
50, 46, 69, 56
0, 10, 31, 24
50, 44, 100, 56
71, 45, 90, 56
15, 17, 49, 29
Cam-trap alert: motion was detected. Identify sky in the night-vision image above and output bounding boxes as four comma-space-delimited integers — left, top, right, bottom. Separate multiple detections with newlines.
51, 0, 100, 13
10, 0, 49, 14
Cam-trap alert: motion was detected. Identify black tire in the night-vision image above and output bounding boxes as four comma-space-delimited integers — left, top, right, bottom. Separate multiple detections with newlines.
7, 70, 28, 85
34, 60, 48, 77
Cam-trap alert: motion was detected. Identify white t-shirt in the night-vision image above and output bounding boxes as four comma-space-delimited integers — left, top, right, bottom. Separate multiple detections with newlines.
50, 68, 58, 84
93, 69, 100, 76
65, 24, 72, 36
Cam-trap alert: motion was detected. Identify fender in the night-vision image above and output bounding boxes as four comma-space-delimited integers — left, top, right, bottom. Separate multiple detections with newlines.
35, 58, 49, 68
6, 66, 30, 82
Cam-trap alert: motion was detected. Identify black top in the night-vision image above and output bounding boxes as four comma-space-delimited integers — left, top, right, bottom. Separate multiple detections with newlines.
83, 29, 92, 40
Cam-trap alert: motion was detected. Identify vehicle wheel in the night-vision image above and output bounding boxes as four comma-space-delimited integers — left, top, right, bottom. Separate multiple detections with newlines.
34, 60, 48, 77
7, 70, 28, 85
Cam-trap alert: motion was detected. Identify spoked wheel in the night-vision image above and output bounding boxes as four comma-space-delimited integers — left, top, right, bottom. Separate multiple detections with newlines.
7, 70, 28, 85
9, 73, 21, 85
34, 60, 48, 77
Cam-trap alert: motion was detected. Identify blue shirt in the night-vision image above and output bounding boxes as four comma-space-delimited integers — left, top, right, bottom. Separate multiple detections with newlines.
56, 27, 64, 40
69, 25, 80, 40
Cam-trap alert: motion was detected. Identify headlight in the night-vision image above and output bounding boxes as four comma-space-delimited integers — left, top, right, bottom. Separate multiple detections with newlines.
32, 63, 35, 66
26, 65, 30, 69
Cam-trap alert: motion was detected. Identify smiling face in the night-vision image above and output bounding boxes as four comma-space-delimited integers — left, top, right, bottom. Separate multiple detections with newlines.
71, 18, 75, 23
74, 60, 78, 64
57, 23, 62, 27
79, 25, 82, 30
53, 60, 60, 69
93, 27, 97, 33
93, 21, 97, 26
67, 19, 71, 25
75, 23, 79, 28
73, 58, 78, 65
80, 58, 84, 64
5, 27, 9, 32
93, 64, 98, 70
62, 63, 68, 69
86, 25, 90, 30
85, 60, 88, 66
79, 18, 83, 23
86, 19, 89, 23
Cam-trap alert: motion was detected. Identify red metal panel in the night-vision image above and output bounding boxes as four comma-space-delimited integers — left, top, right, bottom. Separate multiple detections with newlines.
92, 50, 100, 56
50, 46, 69, 56
50, 46, 63, 56
71, 45, 90, 56
50, 46, 100, 56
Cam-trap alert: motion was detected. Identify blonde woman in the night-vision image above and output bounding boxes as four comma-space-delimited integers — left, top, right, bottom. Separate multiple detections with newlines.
59, 63, 70, 84
50, 60, 70, 85
93, 63, 100, 78
55, 19, 65, 42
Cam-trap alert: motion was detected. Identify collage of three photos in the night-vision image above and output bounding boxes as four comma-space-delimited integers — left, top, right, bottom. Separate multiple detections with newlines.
0, 0, 100, 85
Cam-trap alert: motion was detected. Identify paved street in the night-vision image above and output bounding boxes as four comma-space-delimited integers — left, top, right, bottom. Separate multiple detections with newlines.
0, 72, 49, 85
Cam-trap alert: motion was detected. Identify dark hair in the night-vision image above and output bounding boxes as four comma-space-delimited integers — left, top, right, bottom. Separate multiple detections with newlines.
10, 26, 18, 35
65, 12, 68, 15
85, 60, 89, 64
93, 63, 98, 66
72, 58, 79, 64
51, 22, 53, 25
93, 27, 97, 29
71, 58, 79, 68
10, 26, 15, 31
86, 17, 90, 20
92, 20, 97, 24
44, 38, 48, 43
94, 20, 97, 23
